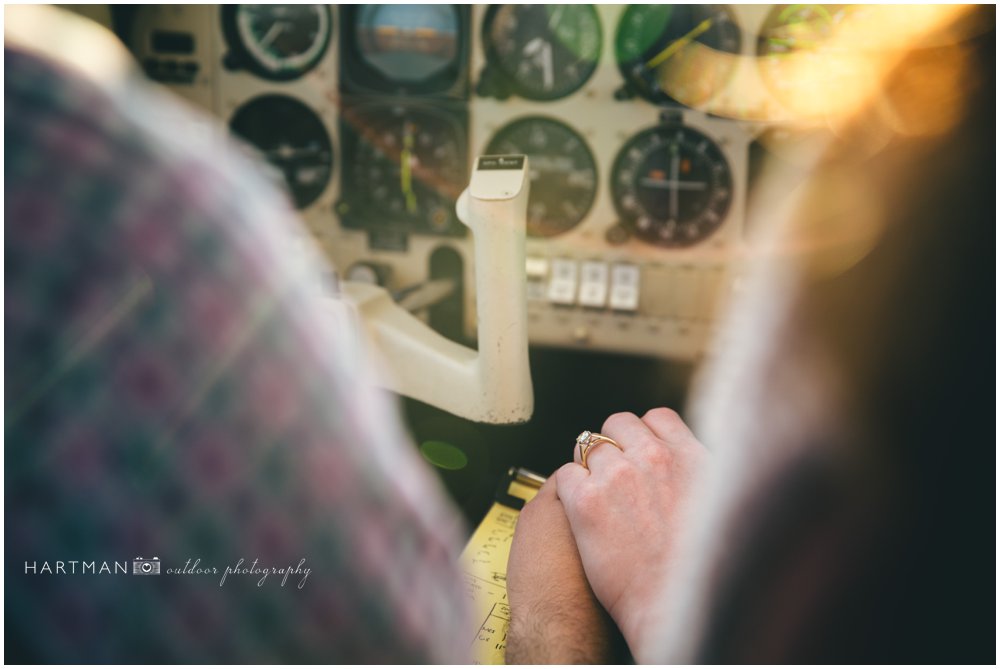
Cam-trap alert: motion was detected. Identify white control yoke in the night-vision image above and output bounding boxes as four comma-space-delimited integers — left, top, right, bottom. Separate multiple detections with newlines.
342, 155, 533, 424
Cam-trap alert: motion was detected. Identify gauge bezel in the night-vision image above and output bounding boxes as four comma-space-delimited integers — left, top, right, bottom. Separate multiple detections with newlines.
485, 115, 598, 238
338, 5, 471, 99
338, 101, 469, 246
221, 5, 333, 82
229, 94, 335, 210
613, 4, 741, 107
610, 123, 733, 248
481, 4, 602, 102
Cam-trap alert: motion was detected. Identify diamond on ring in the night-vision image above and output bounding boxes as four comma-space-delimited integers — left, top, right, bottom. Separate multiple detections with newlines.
575, 431, 623, 470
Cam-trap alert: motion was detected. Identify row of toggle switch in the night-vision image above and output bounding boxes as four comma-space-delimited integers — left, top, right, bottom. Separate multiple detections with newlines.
526, 257, 640, 311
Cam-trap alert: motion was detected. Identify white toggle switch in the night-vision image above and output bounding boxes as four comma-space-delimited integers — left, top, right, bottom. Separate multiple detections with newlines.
547, 258, 578, 305
609, 263, 640, 312
578, 261, 609, 308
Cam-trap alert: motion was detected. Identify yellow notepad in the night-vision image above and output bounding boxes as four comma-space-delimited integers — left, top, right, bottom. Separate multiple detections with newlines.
460, 468, 545, 664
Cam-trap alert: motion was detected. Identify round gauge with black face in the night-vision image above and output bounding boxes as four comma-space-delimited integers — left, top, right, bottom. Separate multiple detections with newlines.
222, 5, 332, 81
483, 5, 602, 101
615, 4, 741, 107
485, 117, 597, 238
347, 106, 466, 236
354, 5, 461, 84
230, 95, 334, 209
612, 125, 732, 247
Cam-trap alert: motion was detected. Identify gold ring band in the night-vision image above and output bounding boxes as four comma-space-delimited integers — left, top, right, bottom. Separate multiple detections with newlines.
576, 431, 623, 470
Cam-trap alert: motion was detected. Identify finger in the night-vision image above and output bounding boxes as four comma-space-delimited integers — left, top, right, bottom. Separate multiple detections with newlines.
554, 461, 588, 502
519, 477, 557, 520
580, 436, 624, 473
641, 407, 696, 445
600, 411, 656, 452
570, 430, 599, 465
554, 462, 605, 538
518, 478, 569, 535
528, 476, 557, 504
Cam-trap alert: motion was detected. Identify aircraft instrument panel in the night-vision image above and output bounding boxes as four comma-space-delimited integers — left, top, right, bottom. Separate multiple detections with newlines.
123, 4, 837, 360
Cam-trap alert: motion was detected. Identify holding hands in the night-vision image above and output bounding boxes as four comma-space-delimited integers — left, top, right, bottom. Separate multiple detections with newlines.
505, 478, 616, 664
507, 408, 709, 662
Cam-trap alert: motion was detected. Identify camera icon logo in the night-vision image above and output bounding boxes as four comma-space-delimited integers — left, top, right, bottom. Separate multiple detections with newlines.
133, 557, 161, 575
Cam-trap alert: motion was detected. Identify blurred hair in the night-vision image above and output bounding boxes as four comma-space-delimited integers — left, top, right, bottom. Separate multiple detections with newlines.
683, 5, 994, 662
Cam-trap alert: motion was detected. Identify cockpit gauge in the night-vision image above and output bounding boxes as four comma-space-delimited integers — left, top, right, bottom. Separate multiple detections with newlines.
614, 4, 741, 107
229, 95, 334, 210
757, 4, 847, 53
340, 105, 467, 239
611, 124, 732, 248
354, 5, 461, 85
222, 5, 332, 81
339, 5, 468, 98
485, 117, 597, 238
756, 5, 851, 108
480, 5, 602, 101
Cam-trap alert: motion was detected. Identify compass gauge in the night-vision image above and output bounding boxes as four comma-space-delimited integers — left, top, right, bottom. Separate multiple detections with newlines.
612, 125, 732, 247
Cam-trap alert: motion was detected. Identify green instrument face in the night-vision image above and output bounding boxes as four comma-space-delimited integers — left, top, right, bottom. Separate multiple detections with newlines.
484, 4, 602, 101
614, 4, 741, 105
756, 4, 852, 105
485, 117, 598, 238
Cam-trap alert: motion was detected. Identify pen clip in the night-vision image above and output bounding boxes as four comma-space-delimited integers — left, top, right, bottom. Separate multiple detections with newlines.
493, 466, 546, 510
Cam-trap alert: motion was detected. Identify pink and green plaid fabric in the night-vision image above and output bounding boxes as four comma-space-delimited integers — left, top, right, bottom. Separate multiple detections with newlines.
5, 45, 469, 663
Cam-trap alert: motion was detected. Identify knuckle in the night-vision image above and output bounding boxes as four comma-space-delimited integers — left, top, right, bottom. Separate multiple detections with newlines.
644, 406, 682, 428
554, 464, 582, 501
555, 462, 579, 486
672, 436, 701, 460
556, 462, 575, 475
635, 432, 664, 451
602, 459, 636, 487
642, 444, 674, 469
602, 411, 636, 434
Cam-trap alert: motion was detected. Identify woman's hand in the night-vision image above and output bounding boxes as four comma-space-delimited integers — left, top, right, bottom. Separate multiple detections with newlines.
506, 478, 615, 664
555, 408, 710, 659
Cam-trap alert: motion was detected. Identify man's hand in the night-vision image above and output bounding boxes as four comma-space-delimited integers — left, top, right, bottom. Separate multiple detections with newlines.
555, 408, 710, 660
506, 478, 615, 664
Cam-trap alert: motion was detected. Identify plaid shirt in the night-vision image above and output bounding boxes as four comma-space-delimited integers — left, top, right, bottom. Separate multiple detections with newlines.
5, 21, 469, 663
